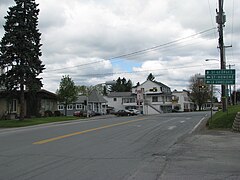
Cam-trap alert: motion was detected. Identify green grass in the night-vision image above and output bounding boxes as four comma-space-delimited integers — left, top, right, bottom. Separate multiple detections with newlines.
0, 116, 81, 128
208, 105, 240, 129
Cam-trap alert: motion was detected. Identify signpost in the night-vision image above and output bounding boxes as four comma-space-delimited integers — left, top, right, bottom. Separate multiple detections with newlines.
205, 69, 235, 85
205, 69, 236, 119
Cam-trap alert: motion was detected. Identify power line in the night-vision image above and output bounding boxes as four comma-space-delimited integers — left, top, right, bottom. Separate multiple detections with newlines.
44, 27, 216, 73
42, 62, 223, 79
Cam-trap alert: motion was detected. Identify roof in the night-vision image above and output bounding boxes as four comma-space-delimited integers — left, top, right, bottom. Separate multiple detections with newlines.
0, 89, 57, 99
107, 92, 133, 97
75, 96, 87, 103
133, 80, 171, 90
88, 90, 107, 103
152, 80, 170, 89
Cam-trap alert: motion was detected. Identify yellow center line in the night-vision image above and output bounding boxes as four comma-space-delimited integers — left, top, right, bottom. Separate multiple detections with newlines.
33, 117, 147, 145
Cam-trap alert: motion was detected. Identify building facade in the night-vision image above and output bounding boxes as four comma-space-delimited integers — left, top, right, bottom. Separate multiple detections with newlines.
105, 80, 172, 115
104, 92, 137, 112
132, 80, 172, 114
58, 90, 107, 116
172, 90, 194, 112
0, 89, 58, 119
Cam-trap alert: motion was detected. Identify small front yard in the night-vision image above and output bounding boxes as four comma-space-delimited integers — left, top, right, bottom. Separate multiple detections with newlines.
208, 105, 240, 129
0, 116, 81, 128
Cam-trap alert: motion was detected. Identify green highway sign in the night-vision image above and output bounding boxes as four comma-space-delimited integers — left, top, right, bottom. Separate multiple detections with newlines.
205, 69, 236, 85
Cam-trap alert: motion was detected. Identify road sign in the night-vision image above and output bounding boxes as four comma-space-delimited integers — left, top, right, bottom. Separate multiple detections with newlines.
205, 69, 235, 85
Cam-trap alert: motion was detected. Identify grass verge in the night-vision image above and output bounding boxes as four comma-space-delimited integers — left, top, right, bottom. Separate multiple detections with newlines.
0, 116, 81, 128
208, 105, 240, 129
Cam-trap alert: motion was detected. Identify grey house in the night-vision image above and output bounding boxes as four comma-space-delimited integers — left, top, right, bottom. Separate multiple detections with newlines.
58, 90, 107, 116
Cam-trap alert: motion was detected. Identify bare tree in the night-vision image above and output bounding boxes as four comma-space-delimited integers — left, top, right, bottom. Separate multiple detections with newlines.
189, 74, 210, 110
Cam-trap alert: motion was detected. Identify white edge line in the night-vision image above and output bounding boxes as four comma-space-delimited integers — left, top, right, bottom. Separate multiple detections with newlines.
189, 114, 208, 134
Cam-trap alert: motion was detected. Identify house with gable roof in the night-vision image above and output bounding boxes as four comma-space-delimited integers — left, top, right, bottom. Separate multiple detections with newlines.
132, 79, 172, 114
172, 89, 195, 112
105, 79, 172, 115
58, 90, 107, 116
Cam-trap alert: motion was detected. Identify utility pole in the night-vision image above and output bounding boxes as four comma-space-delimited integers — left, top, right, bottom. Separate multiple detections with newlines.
216, 0, 227, 112
228, 64, 235, 105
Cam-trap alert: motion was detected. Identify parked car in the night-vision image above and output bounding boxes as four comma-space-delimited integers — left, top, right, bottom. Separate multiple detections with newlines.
128, 109, 140, 115
115, 110, 133, 116
73, 111, 84, 117
74, 110, 96, 117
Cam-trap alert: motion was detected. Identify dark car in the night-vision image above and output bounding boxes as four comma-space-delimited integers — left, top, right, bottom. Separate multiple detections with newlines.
74, 110, 96, 117
73, 111, 84, 117
115, 110, 133, 116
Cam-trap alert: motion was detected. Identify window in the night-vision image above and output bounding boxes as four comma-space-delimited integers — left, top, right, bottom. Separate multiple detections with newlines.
113, 98, 117, 101
58, 105, 64, 110
123, 98, 136, 103
67, 104, 73, 110
152, 96, 158, 102
76, 104, 82, 110
11, 99, 17, 112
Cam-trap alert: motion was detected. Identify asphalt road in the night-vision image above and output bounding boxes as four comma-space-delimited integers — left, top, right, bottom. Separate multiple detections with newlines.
0, 112, 208, 180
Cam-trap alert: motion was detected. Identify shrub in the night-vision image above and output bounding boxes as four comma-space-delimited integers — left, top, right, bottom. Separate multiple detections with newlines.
44, 110, 53, 117
54, 111, 61, 117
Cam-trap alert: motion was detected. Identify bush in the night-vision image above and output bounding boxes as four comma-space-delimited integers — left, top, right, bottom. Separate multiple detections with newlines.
44, 110, 53, 117
54, 111, 61, 117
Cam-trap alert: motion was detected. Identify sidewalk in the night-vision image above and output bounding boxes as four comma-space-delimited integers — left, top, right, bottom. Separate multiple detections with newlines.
160, 129, 240, 180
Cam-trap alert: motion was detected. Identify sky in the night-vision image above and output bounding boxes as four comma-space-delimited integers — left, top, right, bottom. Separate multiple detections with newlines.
0, 0, 239, 94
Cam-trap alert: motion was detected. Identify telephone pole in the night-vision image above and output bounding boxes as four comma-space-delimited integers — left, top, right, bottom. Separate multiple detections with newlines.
216, 0, 227, 112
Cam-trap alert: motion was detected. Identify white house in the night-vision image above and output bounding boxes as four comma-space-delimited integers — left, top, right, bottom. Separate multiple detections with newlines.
104, 80, 173, 115
172, 90, 194, 112
132, 80, 172, 114
104, 92, 137, 112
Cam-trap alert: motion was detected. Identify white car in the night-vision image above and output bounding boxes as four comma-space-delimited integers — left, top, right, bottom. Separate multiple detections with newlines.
212, 107, 219, 111
128, 109, 141, 115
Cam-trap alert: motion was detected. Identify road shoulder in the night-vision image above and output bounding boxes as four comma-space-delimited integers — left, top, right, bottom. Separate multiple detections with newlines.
160, 129, 240, 179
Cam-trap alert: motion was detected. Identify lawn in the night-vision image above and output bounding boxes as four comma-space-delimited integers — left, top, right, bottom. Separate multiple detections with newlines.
208, 105, 240, 129
0, 116, 81, 128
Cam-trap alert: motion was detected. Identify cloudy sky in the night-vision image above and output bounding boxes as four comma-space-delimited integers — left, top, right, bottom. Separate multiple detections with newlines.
0, 0, 239, 93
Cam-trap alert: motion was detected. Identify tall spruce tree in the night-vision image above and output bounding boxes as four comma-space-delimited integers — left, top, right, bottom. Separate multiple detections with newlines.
0, 0, 44, 120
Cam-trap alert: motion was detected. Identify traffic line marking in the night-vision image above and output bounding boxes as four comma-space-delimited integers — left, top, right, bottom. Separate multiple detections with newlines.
33, 117, 147, 145
189, 117, 205, 134
168, 126, 176, 130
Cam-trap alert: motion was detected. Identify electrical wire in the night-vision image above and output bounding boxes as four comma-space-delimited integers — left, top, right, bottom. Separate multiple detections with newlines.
42, 62, 222, 79
44, 27, 216, 73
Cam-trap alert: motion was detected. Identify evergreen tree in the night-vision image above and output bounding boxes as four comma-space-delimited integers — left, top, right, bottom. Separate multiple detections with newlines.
110, 77, 132, 92
147, 73, 155, 81
0, 0, 44, 120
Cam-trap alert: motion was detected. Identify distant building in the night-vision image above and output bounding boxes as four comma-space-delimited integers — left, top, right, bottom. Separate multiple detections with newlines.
58, 90, 107, 116
172, 90, 194, 112
105, 80, 172, 115
132, 80, 172, 114
104, 92, 137, 112
0, 89, 58, 119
